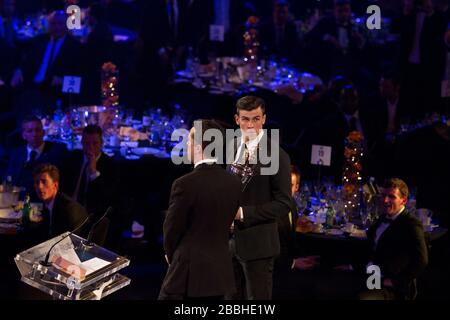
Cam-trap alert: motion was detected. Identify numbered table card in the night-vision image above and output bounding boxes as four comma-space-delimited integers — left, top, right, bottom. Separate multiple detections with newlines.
311, 145, 332, 166
62, 76, 82, 94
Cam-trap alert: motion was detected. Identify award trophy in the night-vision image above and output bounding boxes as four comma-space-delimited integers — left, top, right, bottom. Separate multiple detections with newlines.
228, 147, 257, 191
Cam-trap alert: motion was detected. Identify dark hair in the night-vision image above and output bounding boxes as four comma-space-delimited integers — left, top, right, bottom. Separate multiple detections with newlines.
274, 0, 290, 8
383, 178, 409, 199
89, 2, 107, 21
381, 70, 401, 86
291, 165, 301, 184
340, 84, 358, 97
334, 0, 351, 6
192, 119, 225, 151
236, 96, 266, 115
32, 163, 60, 183
21, 115, 42, 129
82, 125, 103, 139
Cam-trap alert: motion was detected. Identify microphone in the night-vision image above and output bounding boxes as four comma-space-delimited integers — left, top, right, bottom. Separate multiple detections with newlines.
40, 214, 91, 267
84, 206, 112, 246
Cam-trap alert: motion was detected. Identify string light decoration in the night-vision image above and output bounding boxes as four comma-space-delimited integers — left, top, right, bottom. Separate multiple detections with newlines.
101, 62, 119, 107
342, 131, 364, 220
243, 16, 260, 67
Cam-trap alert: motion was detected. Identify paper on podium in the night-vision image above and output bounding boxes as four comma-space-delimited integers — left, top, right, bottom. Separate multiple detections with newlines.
49, 237, 110, 279
81, 257, 111, 275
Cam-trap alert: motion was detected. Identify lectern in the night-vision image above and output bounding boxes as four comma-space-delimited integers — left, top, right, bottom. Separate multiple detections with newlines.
15, 232, 130, 300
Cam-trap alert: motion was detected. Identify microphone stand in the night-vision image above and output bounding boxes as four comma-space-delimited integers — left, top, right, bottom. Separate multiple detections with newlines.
40, 215, 91, 267
83, 206, 112, 247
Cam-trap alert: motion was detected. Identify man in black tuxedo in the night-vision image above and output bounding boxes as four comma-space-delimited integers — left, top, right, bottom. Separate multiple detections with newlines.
365, 72, 405, 180
306, 84, 372, 183
276, 164, 300, 270
10, 10, 81, 110
226, 96, 291, 300
159, 119, 241, 300
360, 178, 428, 300
30, 163, 88, 245
398, 0, 447, 117
6, 115, 67, 200
259, 0, 300, 66
304, 0, 365, 81
61, 125, 117, 245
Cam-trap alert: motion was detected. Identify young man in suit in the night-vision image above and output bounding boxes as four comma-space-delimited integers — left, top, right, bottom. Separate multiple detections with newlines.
360, 178, 428, 300
227, 96, 291, 300
30, 163, 88, 245
6, 115, 67, 200
159, 119, 242, 300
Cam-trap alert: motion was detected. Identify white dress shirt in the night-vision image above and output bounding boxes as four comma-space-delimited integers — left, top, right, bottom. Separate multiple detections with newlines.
386, 97, 399, 133
338, 26, 349, 49
344, 111, 363, 133
194, 158, 217, 168
234, 130, 264, 221
408, 12, 426, 64
46, 197, 56, 235
234, 130, 264, 165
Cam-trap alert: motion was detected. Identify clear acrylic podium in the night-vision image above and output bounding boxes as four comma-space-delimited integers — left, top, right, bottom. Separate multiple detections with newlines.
15, 232, 131, 300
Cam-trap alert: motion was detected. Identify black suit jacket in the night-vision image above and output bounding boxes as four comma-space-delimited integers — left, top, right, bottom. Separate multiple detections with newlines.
229, 134, 292, 261
160, 163, 241, 298
6, 141, 68, 200
305, 16, 363, 80
306, 105, 372, 183
61, 151, 118, 219
21, 34, 81, 87
277, 198, 299, 261
139, 0, 191, 50
399, 11, 446, 76
367, 210, 428, 299
27, 192, 89, 246
260, 21, 299, 65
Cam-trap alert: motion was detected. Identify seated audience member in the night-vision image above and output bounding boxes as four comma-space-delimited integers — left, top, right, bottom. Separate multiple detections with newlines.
306, 84, 371, 182
359, 178, 428, 300
10, 10, 81, 110
6, 115, 67, 200
61, 125, 117, 245
364, 71, 404, 179
398, 0, 447, 118
81, 2, 114, 104
304, 0, 365, 81
273, 165, 320, 299
276, 165, 300, 271
30, 163, 88, 244
260, 0, 300, 66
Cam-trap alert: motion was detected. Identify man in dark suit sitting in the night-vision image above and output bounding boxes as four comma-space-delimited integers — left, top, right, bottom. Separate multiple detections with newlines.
304, 0, 365, 81
359, 178, 428, 300
260, 0, 300, 66
226, 96, 291, 300
6, 115, 67, 200
10, 10, 81, 110
276, 164, 300, 270
29, 163, 88, 245
61, 125, 117, 245
158, 119, 242, 300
